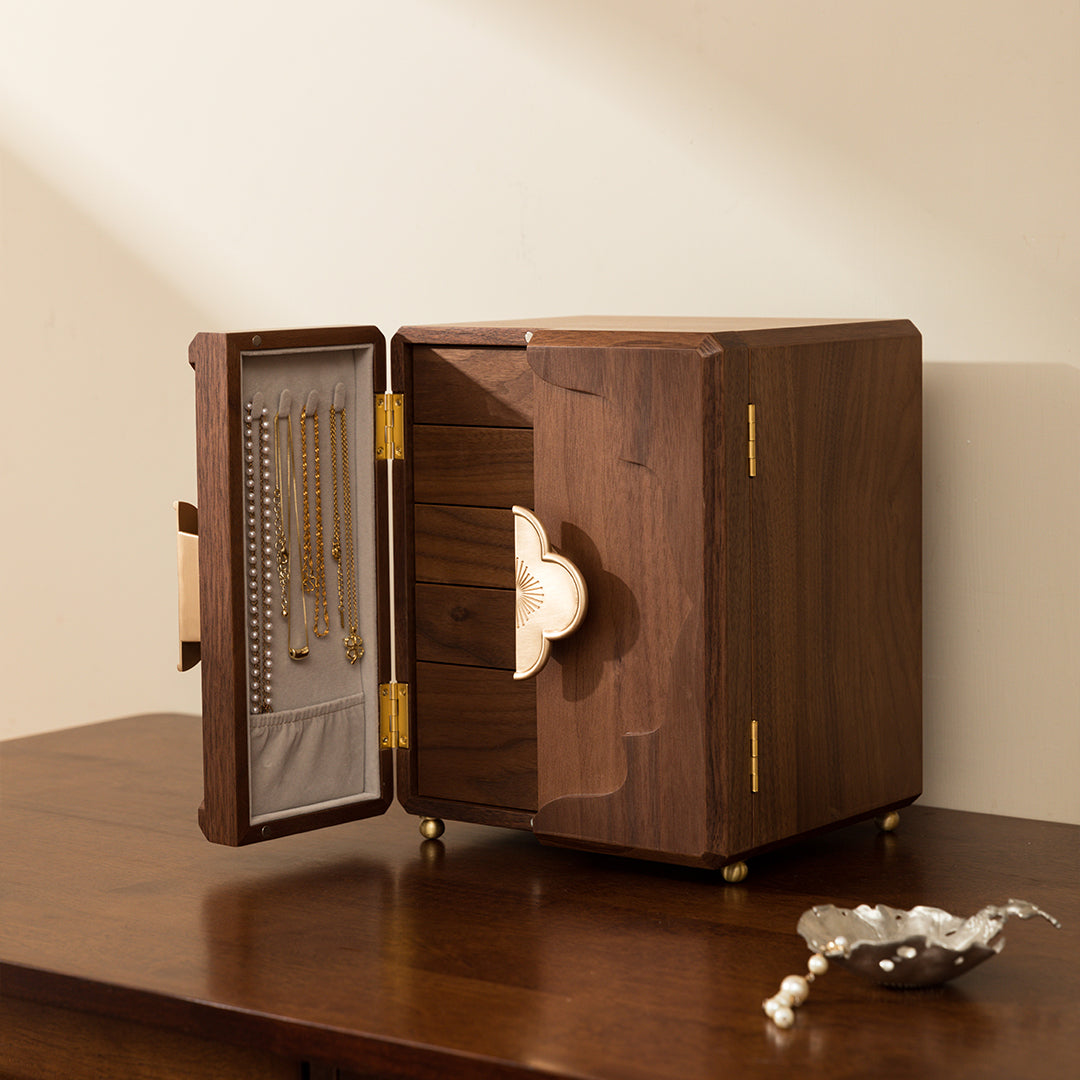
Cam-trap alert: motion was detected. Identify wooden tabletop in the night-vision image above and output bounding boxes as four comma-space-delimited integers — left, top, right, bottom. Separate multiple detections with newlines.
2, 715, 1077, 1079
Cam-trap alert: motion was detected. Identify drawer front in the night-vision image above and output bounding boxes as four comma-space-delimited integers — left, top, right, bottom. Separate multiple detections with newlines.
411, 346, 533, 427
414, 661, 537, 811
412, 425, 533, 507
415, 583, 516, 670
414, 505, 515, 589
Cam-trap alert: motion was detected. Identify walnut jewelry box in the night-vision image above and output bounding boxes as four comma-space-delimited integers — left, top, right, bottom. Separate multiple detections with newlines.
176, 317, 922, 881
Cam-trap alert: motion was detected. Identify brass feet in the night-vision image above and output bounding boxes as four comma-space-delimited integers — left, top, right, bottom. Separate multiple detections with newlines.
874, 811, 901, 832
721, 861, 749, 883
419, 816, 445, 840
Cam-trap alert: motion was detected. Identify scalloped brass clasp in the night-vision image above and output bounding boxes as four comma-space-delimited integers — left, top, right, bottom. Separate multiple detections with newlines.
512, 506, 588, 680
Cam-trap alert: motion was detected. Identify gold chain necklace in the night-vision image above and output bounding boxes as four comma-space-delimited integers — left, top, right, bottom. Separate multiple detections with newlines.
337, 402, 363, 664
329, 395, 345, 630
311, 408, 329, 637
275, 405, 309, 660
273, 409, 290, 619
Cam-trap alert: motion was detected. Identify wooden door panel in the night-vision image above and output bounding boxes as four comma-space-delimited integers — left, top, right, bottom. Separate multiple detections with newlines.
528, 338, 714, 864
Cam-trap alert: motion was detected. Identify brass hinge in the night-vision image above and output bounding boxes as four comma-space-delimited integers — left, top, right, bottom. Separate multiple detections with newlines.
748, 404, 757, 477
751, 719, 759, 793
375, 393, 405, 461
379, 682, 410, 749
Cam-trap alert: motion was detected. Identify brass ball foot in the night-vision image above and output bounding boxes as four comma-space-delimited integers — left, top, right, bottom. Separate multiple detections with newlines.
419, 816, 445, 840
874, 811, 900, 832
721, 861, 749, 884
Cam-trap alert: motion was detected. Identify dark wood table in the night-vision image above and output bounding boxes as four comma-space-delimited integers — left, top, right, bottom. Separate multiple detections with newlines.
1, 715, 1077, 1079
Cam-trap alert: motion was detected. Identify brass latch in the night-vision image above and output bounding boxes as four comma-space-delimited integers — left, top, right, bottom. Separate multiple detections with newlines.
379, 682, 409, 749
375, 393, 405, 461
748, 404, 757, 477
175, 501, 201, 672
751, 719, 759, 793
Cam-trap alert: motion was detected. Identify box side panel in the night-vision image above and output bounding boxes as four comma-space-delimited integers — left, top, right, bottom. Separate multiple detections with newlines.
749, 328, 922, 847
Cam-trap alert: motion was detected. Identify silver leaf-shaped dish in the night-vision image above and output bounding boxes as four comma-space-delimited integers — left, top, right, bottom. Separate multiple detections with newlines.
797, 899, 1060, 988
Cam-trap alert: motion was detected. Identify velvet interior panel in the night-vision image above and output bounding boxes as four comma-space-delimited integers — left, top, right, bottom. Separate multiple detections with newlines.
240, 346, 381, 821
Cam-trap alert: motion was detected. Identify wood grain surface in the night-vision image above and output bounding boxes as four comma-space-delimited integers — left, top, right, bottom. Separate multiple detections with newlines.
413, 504, 515, 589
410, 346, 533, 427
749, 329, 922, 846
528, 338, 713, 864
0, 994, 297, 1080
190, 331, 248, 845
414, 582, 516, 669
413, 662, 537, 810
411, 424, 534, 507
3, 716, 1078, 1080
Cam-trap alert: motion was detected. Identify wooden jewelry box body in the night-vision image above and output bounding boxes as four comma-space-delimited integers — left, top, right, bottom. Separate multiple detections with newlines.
182, 316, 922, 875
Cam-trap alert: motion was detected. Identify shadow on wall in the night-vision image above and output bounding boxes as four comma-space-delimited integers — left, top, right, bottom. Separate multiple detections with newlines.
922, 362, 1080, 824
0, 143, 209, 738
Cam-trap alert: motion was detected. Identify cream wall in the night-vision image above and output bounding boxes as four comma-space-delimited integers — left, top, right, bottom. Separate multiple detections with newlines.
1, 1, 1077, 823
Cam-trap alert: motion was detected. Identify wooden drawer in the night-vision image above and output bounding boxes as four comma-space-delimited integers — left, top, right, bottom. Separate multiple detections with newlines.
413, 505, 515, 588
414, 661, 537, 811
414, 583, 516, 669
411, 346, 533, 427
412, 425, 533, 507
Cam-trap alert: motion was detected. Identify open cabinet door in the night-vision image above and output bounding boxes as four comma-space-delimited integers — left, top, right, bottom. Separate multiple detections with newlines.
526, 329, 752, 868
748, 323, 922, 849
191, 327, 395, 845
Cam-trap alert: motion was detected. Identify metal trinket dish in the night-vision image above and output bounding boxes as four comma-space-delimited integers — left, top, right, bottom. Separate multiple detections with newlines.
796, 898, 1061, 988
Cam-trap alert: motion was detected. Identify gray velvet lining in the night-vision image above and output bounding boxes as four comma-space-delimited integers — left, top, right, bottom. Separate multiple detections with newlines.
241, 345, 382, 822
249, 692, 375, 820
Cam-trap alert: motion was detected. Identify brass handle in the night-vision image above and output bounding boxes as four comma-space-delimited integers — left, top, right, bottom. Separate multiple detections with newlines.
512, 506, 588, 680
175, 501, 201, 671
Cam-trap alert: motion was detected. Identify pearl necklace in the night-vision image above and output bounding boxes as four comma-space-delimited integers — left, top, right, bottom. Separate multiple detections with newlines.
762, 952, 830, 1029
245, 399, 274, 713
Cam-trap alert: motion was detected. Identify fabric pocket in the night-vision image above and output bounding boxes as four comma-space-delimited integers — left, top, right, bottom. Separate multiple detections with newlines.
249, 692, 368, 819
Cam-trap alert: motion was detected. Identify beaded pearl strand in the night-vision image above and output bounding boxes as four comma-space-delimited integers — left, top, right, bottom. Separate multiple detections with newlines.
244, 398, 274, 714
763, 950, 831, 1029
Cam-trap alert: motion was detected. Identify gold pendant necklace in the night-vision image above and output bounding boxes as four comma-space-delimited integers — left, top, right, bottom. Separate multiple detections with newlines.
329, 391, 346, 631
275, 401, 309, 660
272, 408, 290, 620
335, 397, 363, 664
